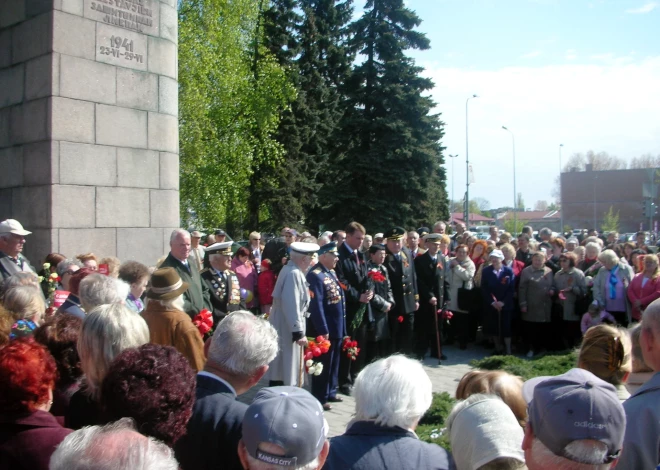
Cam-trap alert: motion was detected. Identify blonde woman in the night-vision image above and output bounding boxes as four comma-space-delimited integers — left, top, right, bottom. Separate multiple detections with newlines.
627, 254, 660, 322
577, 324, 632, 401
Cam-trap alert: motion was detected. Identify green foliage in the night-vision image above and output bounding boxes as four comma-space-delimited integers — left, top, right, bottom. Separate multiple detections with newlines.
417, 392, 455, 448
601, 206, 620, 233
503, 218, 520, 235
178, 0, 294, 231
471, 351, 577, 381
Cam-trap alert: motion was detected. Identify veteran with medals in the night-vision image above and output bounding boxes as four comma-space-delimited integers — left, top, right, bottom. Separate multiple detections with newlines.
413, 233, 450, 361
306, 242, 346, 410
201, 242, 245, 325
384, 226, 419, 356
266, 242, 320, 387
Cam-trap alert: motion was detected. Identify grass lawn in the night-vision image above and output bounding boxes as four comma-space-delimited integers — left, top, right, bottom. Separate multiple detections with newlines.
418, 351, 577, 446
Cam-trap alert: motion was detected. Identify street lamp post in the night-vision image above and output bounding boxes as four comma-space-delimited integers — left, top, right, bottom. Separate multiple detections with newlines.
502, 126, 517, 234
593, 175, 598, 231
559, 144, 564, 235
465, 94, 478, 228
448, 154, 459, 223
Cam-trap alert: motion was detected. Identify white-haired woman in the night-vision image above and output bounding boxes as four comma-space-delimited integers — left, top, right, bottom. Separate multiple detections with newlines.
266, 242, 319, 387
592, 249, 634, 326
65, 303, 149, 430
519, 252, 554, 358
78, 273, 129, 313
323, 355, 453, 470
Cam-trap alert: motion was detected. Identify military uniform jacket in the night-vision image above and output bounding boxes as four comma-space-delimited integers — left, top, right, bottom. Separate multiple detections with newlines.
306, 263, 346, 340
159, 253, 212, 318
414, 251, 450, 307
335, 243, 372, 324
0, 252, 35, 282
384, 247, 418, 314
201, 268, 244, 322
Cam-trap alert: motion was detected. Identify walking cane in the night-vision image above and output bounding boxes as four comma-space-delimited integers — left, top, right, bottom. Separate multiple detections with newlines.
434, 306, 442, 365
298, 344, 305, 388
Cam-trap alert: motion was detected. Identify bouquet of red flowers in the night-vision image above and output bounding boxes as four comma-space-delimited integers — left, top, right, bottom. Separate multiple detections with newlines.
192, 309, 214, 339
342, 336, 360, 361
304, 336, 331, 375
367, 269, 386, 283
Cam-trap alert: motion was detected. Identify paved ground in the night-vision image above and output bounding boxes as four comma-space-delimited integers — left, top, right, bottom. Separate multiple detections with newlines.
239, 344, 488, 437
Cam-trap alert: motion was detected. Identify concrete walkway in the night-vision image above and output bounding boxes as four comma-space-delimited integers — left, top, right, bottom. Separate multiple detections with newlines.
239, 344, 488, 437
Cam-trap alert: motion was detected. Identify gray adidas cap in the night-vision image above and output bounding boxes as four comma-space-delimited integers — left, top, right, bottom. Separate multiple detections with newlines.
243, 386, 326, 467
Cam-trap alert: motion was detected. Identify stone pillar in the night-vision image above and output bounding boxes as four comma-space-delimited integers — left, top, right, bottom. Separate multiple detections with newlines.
0, 0, 179, 266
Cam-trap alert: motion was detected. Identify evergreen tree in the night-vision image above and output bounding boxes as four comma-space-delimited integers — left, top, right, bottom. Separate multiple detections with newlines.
324, 0, 447, 231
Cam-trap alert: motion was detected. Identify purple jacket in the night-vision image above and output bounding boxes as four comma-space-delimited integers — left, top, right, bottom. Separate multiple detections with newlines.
0, 410, 72, 470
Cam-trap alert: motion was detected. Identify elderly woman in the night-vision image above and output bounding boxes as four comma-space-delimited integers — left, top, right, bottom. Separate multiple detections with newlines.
0, 340, 72, 470
578, 241, 602, 278
75, 253, 98, 271
627, 253, 660, 322
65, 303, 149, 430
231, 246, 259, 311
578, 324, 632, 401
0, 271, 40, 301
323, 355, 453, 470
78, 273, 129, 313
553, 252, 586, 348
519, 251, 554, 358
3, 284, 45, 330
480, 250, 515, 355
118, 260, 150, 313
360, 234, 373, 253
56, 267, 93, 319
592, 249, 634, 326
267, 242, 319, 387
141, 268, 205, 371
55, 259, 81, 292
447, 244, 476, 350
33, 315, 84, 418
101, 344, 196, 447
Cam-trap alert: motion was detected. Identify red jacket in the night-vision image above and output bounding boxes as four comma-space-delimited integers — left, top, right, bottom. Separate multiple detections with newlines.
627, 273, 660, 321
258, 268, 276, 306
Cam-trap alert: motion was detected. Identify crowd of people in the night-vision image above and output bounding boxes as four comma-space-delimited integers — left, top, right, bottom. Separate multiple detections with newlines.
1, 216, 660, 469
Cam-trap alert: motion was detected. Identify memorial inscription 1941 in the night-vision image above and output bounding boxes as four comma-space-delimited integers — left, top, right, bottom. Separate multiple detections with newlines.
96, 23, 148, 71
84, 0, 160, 36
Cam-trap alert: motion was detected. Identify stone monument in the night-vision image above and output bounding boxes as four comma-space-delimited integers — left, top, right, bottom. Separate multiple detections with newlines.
0, 0, 179, 266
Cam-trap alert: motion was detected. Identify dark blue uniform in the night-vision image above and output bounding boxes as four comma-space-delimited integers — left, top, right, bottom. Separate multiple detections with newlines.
306, 263, 346, 404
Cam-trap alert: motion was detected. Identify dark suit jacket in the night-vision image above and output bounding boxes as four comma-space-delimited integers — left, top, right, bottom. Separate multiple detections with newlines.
160, 253, 211, 318
306, 263, 346, 340
324, 421, 454, 470
0, 410, 72, 470
414, 251, 450, 307
335, 243, 372, 325
384, 247, 418, 315
174, 374, 247, 470
0, 252, 35, 282
200, 268, 243, 324
481, 265, 515, 312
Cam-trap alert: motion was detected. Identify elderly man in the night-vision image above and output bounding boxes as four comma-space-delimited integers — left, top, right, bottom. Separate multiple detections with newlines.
516, 234, 533, 267
324, 355, 453, 469
335, 222, 372, 396
0, 219, 35, 281
432, 221, 446, 234
407, 230, 423, 258
215, 229, 227, 243
307, 242, 346, 410
50, 418, 179, 470
238, 386, 329, 470
78, 273, 129, 312
522, 368, 625, 470
618, 299, 660, 468
201, 242, 244, 324
267, 241, 319, 387
190, 230, 206, 272
384, 226, 419, 355
160, 229, 211, 318
332, 230, 346, 247
175, 311, 278, 470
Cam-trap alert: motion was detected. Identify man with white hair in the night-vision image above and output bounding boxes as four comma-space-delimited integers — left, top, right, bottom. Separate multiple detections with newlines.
0, 219, 35, 281
78, 273, 129, 312
324, 355, 454, 469
175, 311, 278, 470
160, 228, 211, 318
266, 241, 319, 387
521, 368, 625, 470
49, 418, 179, 470
432, 221, 446, 234
618, 298, 660, 468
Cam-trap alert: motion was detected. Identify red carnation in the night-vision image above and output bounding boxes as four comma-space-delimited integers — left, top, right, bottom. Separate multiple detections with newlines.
367, 270, 386, 283
312, 347, 322, 357
304, 351, 313, 361
316, 336, 325, 343
397, 316, 404, 323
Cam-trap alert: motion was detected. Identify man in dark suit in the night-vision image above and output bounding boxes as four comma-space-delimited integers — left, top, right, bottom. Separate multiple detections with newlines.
174, 311, 278, 470
200, 242, 244, 324
0, 219, 36, 282
384, 226, 418, 356
307, 242, 346, 410
335, 222, 372, 395
159, 229, 211, 318
414, 233, 450, 361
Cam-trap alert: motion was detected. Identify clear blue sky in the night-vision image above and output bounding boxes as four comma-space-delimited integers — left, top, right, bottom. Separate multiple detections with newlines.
361, 0, 660, 209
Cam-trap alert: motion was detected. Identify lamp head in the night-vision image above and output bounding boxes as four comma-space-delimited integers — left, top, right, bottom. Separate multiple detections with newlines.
502, 126, 508, 130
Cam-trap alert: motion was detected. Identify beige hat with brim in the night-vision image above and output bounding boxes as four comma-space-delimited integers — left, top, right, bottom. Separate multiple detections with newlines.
0, 219, 31, 236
